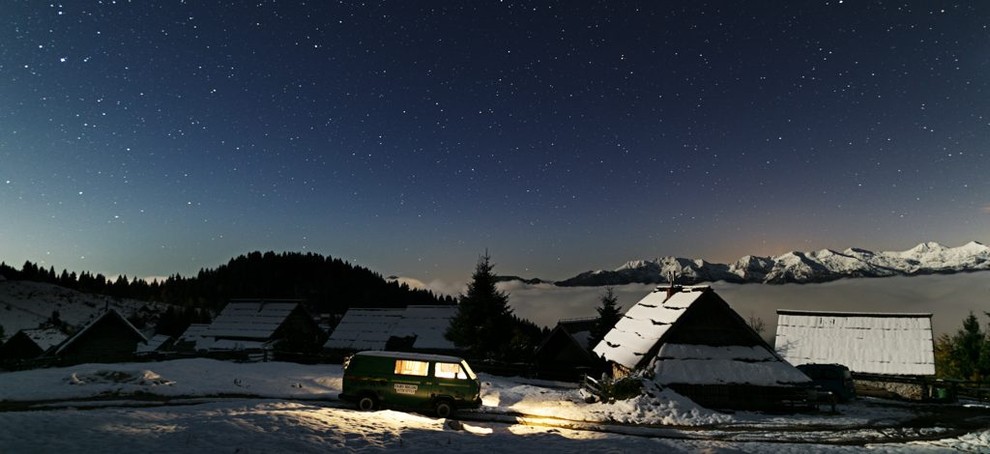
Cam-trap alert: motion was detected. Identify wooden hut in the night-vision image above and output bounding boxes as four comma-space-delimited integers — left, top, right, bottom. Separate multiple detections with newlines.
593, 286, 812, 410
534, 318, 602, 381
202, 299, 324, 357
0, 328, 67, 361
54, 309, 147, 364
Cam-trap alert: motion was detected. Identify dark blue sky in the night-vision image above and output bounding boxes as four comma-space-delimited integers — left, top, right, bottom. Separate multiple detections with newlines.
2, 1, 988, 282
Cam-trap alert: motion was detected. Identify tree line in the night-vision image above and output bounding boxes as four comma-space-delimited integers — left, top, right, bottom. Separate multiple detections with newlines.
1, 251, 454, 316
3, 251, 627, 365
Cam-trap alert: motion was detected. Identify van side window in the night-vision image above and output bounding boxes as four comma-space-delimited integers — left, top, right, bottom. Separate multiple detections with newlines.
435, 362, 467, 379
394, 359, 429, 376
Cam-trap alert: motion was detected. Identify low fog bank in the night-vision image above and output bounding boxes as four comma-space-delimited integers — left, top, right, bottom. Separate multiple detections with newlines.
495, 273, 990, 339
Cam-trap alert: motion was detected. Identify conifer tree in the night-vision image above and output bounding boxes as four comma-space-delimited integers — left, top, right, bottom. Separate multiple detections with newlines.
588, 287, 622, 350
446, 251, 514, 360
936, 312, 990, 380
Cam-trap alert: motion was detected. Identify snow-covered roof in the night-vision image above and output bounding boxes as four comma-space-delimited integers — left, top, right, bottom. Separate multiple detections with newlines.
202, 301, 302, 340
655, 344, 810, 386
774, 310, 935, 376
175, 323, 215, 351
323, 305, 457, 351
136, 334, 172, 353
391, 305, 458, 350
20, 328, 68, 352
210, 339, 270, 351
354, 350, 466, 363
592, 286, 704, 370
323, 308, 404, 350
55, 309, 147, 355
176, 323, 212, 349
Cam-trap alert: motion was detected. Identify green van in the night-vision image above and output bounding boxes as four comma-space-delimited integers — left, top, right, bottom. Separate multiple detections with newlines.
339, 351, 483, 417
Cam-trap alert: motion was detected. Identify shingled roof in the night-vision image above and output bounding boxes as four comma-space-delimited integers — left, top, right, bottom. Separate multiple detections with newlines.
324, 305, 457, 352
202, 300, 303, 341
774, 310, 935, 376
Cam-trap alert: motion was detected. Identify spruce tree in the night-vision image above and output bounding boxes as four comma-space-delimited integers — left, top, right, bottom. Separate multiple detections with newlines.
446, 251, 514, 360
589, 287, 622, 350
951, 312, 987, 380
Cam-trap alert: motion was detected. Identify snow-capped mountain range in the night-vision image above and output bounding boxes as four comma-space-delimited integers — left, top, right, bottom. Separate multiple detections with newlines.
555, 241, 990, 286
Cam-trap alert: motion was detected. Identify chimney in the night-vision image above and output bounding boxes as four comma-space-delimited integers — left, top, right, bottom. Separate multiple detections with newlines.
665, 271, 680, 300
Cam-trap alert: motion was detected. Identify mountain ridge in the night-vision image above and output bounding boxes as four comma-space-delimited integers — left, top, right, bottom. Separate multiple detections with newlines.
552, 241, 990, 286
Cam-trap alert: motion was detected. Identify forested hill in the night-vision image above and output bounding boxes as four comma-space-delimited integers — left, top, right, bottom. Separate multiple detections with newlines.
1, 251, 454, 314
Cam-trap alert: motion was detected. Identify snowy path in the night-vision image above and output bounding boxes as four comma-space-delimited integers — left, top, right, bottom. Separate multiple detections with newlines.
5, 392, 986, 448
2, 399, 989, 453
0, 358, 988, 452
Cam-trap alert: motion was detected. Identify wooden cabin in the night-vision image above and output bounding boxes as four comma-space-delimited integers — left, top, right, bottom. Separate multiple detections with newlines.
54, 309, 147, 364
534, 318, 602, 381
593, 286, 812, 410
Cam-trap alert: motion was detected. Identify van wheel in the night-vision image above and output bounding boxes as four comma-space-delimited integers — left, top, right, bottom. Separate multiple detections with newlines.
357, 395, 378, 412
434, 399, 454, 418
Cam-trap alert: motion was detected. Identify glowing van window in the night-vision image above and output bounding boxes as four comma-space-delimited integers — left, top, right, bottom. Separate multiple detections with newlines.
394, 359, 429, 376
435, 362, 467, 379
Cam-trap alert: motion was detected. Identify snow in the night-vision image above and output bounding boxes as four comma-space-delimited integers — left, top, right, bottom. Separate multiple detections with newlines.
577, 241, 990, 286
324, 305, 457, 351
20, 328, 69, 351
655, 344, 811, 386
323, 308, 404, 350
390, 305, 458, 351
136, 334, 171, 354
0, 280, 167, 341
0, 358, 986, 452
175, 323, 213, 351
592, 287, 699, 369
203, 301, 300, 340
776, 311, 935, 376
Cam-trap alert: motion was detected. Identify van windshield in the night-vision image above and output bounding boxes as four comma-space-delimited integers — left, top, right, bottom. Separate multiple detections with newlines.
460, 360, 477, 380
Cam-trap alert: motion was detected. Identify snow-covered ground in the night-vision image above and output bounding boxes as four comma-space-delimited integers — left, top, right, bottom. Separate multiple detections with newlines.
0, 280, 167, 337
0, 358, 988, 453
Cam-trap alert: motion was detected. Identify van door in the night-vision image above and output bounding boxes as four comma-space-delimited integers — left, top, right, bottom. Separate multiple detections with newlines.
390, 358, 436, 408
432, 360, 475, 403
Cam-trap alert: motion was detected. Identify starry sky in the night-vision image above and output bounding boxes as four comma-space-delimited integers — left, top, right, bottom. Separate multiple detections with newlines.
2, 1, 989, 283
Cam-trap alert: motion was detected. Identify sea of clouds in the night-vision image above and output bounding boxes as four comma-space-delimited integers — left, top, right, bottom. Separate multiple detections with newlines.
403, 272, 990, 339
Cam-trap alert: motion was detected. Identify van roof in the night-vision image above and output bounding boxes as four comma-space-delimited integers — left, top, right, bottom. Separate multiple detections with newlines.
353, 350, 467, 363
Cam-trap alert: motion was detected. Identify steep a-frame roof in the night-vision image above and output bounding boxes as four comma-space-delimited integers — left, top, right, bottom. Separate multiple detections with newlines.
775, 310, 935, 376
55, 309, 147, 355
18, 328, 68, 352
592, 287, 696, 370
593, 286, 810, 387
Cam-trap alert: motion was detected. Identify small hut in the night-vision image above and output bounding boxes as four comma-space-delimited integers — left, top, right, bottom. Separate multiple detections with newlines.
202, 300, 324, 357
54, 309, 147, 364
534, 318, 601, 381
0, 328, 68, 361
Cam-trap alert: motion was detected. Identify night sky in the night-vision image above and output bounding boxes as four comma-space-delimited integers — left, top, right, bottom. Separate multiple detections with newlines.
2, 1, 988, 283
